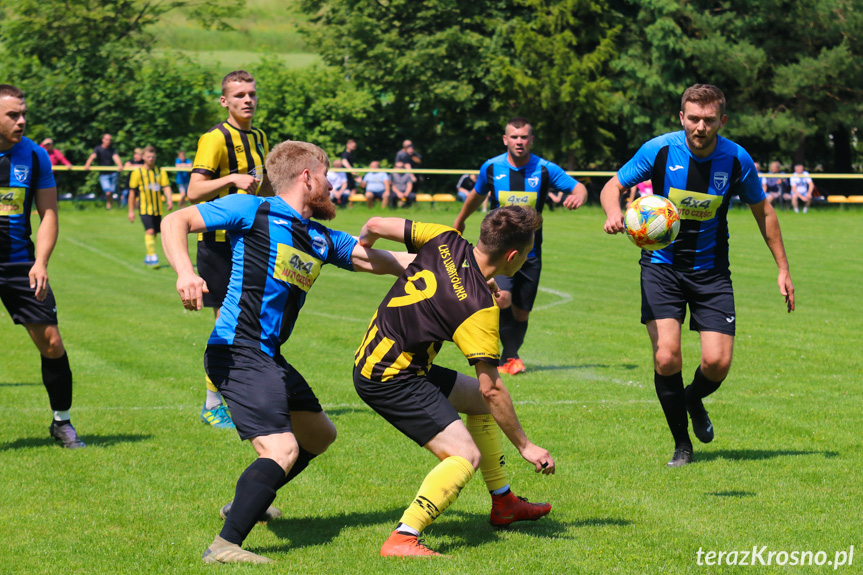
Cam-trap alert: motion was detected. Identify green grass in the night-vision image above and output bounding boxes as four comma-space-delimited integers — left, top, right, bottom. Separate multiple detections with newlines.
2, 204, 861, 574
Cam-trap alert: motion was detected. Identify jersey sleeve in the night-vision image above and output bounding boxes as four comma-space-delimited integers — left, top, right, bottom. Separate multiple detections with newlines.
452, 306, 501, 366
159, 170, 170, 189
192, 131, 222, 177
617, 136, 666, 189
261, 131, 270, 175
734, 149, 766, 204
325, 228, 358, 271
128, 170, 141, 191
405, 220, 459, 253
34, 147, 56, 189
547, 162, 578, 192
474, 160, 491, 196
196, 194, 259, 232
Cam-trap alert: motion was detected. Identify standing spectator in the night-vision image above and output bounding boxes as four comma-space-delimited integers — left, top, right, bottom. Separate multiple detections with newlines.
327, 159, 349, 207
359, 161, 391, 208
395, 139, 422, 168
0, 84, 85, 448
789, 163, 814, 213
83, 133, 123, 210
762, 161, 789, 207
340, 139, 358, 193
121, 148, 144, 207
175, 150, 192, 208
128, 146, 173, 268
40, 138, 73, 198
390, 162, 415, 208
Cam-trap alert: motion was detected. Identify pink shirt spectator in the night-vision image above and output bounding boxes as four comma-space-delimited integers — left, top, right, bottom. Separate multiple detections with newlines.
636, 181, 653, 196
40, 139, 73, 167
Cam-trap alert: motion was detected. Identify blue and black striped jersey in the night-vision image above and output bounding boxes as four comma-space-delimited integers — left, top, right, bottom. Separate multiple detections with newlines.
197, 194, 357, 357
0, 137, 55, 264
617, 131, 764, 272
475, 153, 577, 257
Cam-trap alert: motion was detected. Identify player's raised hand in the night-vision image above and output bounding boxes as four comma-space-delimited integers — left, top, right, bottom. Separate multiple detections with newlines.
520, 442, 556, 475
233, 174, 261, 194
176, 272, 208, 311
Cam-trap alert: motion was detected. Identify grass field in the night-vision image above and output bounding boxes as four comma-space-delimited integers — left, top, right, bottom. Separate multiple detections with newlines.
2, 204, 861, 574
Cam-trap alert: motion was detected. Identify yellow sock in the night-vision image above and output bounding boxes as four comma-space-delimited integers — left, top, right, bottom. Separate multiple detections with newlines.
466, 414, 508, 492
205, 375, 218, 393
144, 233, 157, 257
398, 456, 475, 533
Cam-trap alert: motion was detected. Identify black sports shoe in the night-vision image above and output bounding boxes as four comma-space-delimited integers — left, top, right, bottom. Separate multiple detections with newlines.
666, 447, 692, 467
688, 401, 714, 443
49, 421, 86, 449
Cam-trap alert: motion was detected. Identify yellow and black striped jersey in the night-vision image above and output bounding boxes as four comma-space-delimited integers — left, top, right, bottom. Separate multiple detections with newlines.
129, 167, 170, 216
192, 120, 269, 243
355, 221, 500, 383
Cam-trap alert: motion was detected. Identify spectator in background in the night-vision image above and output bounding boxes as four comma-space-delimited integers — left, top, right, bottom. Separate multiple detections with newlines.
359, 160, 391, 208
83, 133, 123, 210
175, 150, 192, 208
789, 163, 814, 214
456, 173, 474, 202
395, 139, 422, 168
390, 161, 415, 208
327, 159, 349, 207
121, 148, 144, 207
762, 161, 789, 207
40, 138, 73, 198
625, 180, 654, 209
341, 139, 358, 194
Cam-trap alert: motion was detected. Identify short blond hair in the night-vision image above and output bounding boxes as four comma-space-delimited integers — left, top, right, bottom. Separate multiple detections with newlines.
266, 141, 329, 193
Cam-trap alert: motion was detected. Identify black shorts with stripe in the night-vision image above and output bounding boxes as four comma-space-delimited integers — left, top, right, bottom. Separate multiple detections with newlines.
0, 263, 58, 325
204, 344, 322, 441
196, 240, 232, 308
640, 262, 736, 335
353, 364, 459, 447
495, 254, 542, 311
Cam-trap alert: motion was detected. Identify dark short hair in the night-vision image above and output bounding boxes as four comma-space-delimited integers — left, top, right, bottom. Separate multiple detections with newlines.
506, 117, 532, 133
221, 70, 255, 95
0, 84, 25, 99
478, 206, 542, 260
681, 84, 726, 116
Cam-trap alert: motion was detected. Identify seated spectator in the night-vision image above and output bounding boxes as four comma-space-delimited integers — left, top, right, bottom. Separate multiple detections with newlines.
456, 173, 474, 202
359, 160, 391, 208
327, 159, 350, 207
762, 161, 790, 207
390, 162, 416, 208
175, 150, 192, 208
789, 164, 814, 213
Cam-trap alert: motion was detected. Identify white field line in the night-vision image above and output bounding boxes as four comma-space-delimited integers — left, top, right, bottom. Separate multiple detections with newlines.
533, 286, 573, 312
65, 237, 147, 275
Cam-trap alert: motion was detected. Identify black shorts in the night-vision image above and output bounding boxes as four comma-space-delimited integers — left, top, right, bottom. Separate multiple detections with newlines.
140, 214, 162, 232
354, 365, 459, 446
196, 240, 232, 308
495, 255, 542, 311
0, 263, 58, 325
640, 262, 736, 335
204, 344, 322, 441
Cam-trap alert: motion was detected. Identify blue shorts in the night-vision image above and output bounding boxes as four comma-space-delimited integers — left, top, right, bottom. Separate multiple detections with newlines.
99, 173, 118, 195
365, 189, 386, 199
640, 262, 736, 335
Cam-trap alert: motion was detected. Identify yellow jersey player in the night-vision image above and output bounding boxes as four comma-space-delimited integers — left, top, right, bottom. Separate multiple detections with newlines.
354, 206, 556, 557
186, 70, 272, 430
128, 146, 173, 268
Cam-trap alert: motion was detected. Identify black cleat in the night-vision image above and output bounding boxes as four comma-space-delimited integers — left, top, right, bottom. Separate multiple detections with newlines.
666, 447, 692, 468
49, 421, 86, 449
688, 401, 714, 444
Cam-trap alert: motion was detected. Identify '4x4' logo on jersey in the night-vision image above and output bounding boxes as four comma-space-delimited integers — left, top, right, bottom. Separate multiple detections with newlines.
289, 254, 314, 274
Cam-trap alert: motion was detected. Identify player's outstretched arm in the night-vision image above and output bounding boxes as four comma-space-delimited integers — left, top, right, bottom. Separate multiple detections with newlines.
358, 216, 408, 248
600, 175, 628, 234
351, 245, 414, 276
749, 199, 795, 313
474, 361, 555, 475
186, 172, 260, 202
453, 190, 485, 233
161, 208, 209, 311
31, 187, 59, 302
563, 182, 589, 210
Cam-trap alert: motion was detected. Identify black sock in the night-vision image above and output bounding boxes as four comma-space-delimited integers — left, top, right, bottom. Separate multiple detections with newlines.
220, 458, 285, 545
685, 366, 723, 410
654, 371, 691, 450
277, 447, 317, 489
42, 353, 73, 412
499, 306, 518, 363
511, 318, 528, 359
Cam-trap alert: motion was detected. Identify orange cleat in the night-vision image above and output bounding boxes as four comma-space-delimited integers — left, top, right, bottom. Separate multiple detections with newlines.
380, 530, 442, 557
490, 490, 551, 526
500, 358, 526, 375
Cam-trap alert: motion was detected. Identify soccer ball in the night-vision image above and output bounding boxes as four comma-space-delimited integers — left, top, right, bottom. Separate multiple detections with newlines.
624, 195, 680, 251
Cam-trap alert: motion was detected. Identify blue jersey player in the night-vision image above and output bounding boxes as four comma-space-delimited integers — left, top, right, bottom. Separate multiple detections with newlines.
453, 117, 588, 375
161, 140, 413, 565
600, 84, 795, 467
0, 85, 84, 449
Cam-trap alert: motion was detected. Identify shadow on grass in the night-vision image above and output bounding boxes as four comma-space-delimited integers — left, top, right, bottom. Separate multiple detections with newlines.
324, 406, 368, 418
0, 381, 40, 387
259, 508, 404, 552
528, 363, 639, 374
708, 491, 756, 498
697, 449, 839, 462
0, 433, 152, 451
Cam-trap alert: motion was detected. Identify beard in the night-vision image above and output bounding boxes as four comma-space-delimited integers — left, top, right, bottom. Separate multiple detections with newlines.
309, 186, 337, 221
